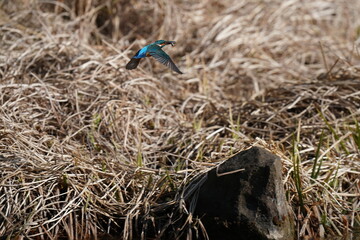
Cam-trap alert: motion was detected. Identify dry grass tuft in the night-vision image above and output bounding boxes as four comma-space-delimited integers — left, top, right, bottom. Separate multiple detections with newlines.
1, 0, 360, 239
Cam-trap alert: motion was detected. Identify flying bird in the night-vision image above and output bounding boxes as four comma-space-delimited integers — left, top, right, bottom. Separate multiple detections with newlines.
126, 40, 183, 74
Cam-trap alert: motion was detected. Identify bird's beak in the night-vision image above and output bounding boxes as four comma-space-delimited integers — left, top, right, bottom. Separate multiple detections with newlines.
167, 41, 176, 46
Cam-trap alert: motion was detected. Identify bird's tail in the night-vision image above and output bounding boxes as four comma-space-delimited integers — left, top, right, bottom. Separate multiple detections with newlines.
126, 58, 141, 70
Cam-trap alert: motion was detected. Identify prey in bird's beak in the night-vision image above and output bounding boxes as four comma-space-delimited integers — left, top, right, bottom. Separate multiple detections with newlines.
167, 41, 176, 46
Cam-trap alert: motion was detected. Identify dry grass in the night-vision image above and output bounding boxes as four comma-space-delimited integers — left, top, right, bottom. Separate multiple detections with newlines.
0, 0, 360, 239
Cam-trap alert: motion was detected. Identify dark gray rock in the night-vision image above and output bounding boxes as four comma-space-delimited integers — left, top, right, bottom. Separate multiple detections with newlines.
194, 146, 294, 240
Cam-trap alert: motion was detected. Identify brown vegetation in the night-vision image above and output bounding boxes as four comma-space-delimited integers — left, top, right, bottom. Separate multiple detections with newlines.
1, 0, 360, 239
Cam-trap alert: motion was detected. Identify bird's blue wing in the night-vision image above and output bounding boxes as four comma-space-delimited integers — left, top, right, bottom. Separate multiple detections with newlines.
134, 46, 148, 58
149, 49, 183, 74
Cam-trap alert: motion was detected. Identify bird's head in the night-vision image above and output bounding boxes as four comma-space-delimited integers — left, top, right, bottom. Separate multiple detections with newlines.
155, 40, 176, 47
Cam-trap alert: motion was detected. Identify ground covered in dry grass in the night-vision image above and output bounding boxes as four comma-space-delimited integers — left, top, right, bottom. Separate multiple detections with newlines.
1, 0, 360, 239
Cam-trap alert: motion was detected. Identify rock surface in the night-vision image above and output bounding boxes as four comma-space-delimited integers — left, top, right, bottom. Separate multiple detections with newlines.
194, 146, 294, 240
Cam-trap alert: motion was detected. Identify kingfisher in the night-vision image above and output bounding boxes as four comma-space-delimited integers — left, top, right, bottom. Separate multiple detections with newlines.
126, 40, 183, 74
